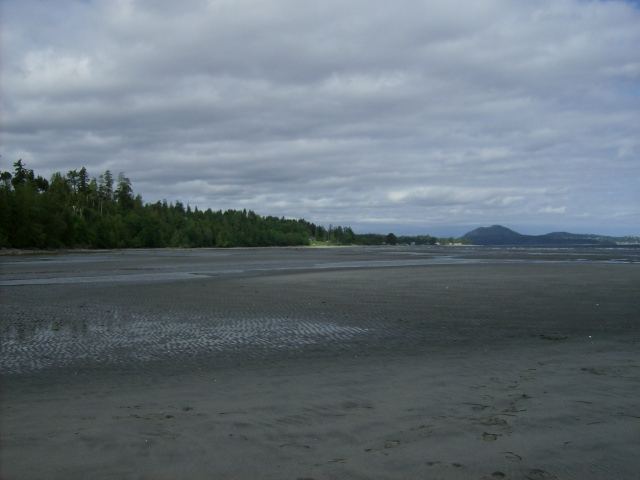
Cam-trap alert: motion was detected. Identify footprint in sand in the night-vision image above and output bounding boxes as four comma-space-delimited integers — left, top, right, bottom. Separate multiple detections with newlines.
481, 472, 506, 479
478, 416, 509, 427
409, 423, 432, 432
279, 443, 311, 450
539, 334, 568, 341
482, 432, 501, 441
525, 468, 558, 480
426, 461, 464, 469
464, 402, 492, 411
503, 451, 522, 462
581, 367, 605, 375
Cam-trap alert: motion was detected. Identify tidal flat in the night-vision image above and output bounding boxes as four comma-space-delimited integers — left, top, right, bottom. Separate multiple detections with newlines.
1, 246, 639, 479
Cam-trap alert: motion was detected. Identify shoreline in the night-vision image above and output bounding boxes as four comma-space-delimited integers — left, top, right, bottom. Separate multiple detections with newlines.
3, 242, 639, 257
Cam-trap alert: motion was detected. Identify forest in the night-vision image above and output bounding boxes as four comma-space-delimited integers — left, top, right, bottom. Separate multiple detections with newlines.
0, 160, 440, 249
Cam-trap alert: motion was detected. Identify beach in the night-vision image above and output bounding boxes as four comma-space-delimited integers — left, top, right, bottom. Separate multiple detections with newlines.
1, 246, 639, 479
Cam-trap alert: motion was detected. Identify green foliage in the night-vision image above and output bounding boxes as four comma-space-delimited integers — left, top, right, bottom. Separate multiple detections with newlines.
0, 161, 452, 249
397, 234, 438, 245
385, 232, 398, 245
0, 161, 318, 249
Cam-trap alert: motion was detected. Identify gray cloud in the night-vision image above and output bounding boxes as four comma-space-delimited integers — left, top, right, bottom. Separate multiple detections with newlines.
2, 0, 639, 235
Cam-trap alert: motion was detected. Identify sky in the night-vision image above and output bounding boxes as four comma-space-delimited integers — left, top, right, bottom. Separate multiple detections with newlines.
1, 0, 639, 236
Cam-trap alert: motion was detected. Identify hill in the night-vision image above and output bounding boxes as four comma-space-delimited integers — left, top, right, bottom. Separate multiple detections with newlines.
462, 225, 638, 246
461, 225, 525, 245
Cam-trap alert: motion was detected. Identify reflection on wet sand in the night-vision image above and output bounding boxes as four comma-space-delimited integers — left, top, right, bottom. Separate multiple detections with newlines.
1, 311, 368, 374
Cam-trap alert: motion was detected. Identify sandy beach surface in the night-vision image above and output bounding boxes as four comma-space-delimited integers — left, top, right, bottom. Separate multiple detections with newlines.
1, 246, 639, 479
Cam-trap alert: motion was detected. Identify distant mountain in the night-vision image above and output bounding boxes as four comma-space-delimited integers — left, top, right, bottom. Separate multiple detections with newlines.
462, 225, 525, 245
462, 225, 639, 246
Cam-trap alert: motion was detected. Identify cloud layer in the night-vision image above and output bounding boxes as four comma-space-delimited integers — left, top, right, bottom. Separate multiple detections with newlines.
2, 0, 639, 235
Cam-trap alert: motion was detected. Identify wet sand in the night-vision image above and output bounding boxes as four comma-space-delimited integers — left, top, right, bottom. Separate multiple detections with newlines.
1, 246, 639, 479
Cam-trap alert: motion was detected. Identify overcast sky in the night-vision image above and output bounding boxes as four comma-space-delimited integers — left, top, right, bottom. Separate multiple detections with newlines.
2, 0, 639, 236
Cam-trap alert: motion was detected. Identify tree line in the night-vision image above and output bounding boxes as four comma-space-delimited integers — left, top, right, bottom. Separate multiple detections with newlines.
0, 160, 444, 249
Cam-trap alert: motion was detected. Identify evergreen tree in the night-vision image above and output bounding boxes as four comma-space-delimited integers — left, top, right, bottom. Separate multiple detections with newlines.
0, 160, 447, 249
